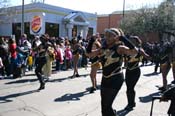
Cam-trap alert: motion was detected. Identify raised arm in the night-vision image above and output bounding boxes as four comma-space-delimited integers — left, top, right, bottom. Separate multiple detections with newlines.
139, 48, 151, 60
117, 45, 138, 56
117, 35, 138, 56
85, 49, 101, 58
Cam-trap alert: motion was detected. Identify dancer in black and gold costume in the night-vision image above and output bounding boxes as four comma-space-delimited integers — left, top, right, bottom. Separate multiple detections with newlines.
159, 40, 175, 92
124, 36, 150, 110
87, 28, 139, 116
86, 35, 102, 93
159, 45, 171, 91
71, 38, 81, 78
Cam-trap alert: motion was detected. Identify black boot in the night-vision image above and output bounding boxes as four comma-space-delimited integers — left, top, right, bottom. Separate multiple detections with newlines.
76, 74, 80, 77
125, 92, 136, 110
124, 103, 136, 111
38, 83, 45, 90
90, 87, 96, 93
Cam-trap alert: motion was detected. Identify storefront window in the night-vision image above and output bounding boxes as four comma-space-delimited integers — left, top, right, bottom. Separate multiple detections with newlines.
88, 27, 93, 36
12, 23, 21, 43
12, 22, 33, 43
45, 22, 59, 37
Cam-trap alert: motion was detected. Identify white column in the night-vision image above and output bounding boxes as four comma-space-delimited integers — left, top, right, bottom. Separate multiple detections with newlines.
82, 26, 88, 39
66, 23, 73, 40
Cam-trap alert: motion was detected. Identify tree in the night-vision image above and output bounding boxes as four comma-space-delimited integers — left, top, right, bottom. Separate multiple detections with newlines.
119, 0, 175, 41
120, 8, 156, 36
156, 0, 175, 31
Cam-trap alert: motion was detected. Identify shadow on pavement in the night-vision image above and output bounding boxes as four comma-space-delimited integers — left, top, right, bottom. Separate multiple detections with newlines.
117, 109, 133, 116
49, 73, 89, 83
54, 86, 100, 102
54, 90, 90, 102
143, 72, 161, 77
79, 74, 89, 77
139, 91, 161, 103
48, 76, 70, 83
0, 89, 39, 103
5, 78, 38, 84
5, 73, 90, 85
48, 74, 89, 82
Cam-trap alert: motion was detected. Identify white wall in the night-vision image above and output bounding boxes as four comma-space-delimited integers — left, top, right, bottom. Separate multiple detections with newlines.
0, 23, 12, 36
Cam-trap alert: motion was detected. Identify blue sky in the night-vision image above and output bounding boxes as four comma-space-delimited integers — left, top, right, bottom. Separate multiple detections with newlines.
10, 0, 164, 14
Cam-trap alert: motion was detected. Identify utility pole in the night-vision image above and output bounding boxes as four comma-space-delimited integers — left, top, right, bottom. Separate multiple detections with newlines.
108, 14, 111, 28
21, 0, 24, 35
123, 0, 125, 19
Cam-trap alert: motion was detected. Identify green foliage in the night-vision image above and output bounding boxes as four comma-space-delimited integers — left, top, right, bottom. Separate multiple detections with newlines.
119, 0, 175, 37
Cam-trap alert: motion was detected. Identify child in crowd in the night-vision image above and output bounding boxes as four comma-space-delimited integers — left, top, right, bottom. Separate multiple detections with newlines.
55, 43, 64, 71
65, 45, 72, 70
27, 53, 33, 71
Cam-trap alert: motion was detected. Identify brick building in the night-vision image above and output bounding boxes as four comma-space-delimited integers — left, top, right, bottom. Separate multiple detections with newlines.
97, 12, 159, 43
97, 12, 123, 35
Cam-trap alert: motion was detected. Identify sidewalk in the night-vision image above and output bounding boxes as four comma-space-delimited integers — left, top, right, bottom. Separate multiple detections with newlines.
0, 64, 173, 116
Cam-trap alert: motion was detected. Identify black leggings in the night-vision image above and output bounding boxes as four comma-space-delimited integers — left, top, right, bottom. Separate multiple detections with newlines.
168, 100, 175, 116
101, 73, 124, 116
0, 67, 4, 76
125, 67, 140, 106
35, 57, 47, 85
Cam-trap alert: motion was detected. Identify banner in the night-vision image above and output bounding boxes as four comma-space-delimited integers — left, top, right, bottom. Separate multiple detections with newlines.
31, 15, 42, 34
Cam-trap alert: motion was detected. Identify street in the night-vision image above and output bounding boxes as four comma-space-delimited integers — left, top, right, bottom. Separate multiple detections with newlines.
0, 64, 174, 116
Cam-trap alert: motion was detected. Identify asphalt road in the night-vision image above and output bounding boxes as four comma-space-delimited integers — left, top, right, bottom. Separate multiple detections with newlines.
0, 64, 174, 116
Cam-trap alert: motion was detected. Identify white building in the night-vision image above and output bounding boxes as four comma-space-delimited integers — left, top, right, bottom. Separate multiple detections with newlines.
0, 2, 97, 40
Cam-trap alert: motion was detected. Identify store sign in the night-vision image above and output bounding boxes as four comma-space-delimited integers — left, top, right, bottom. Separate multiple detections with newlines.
31, 16, 42, 33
